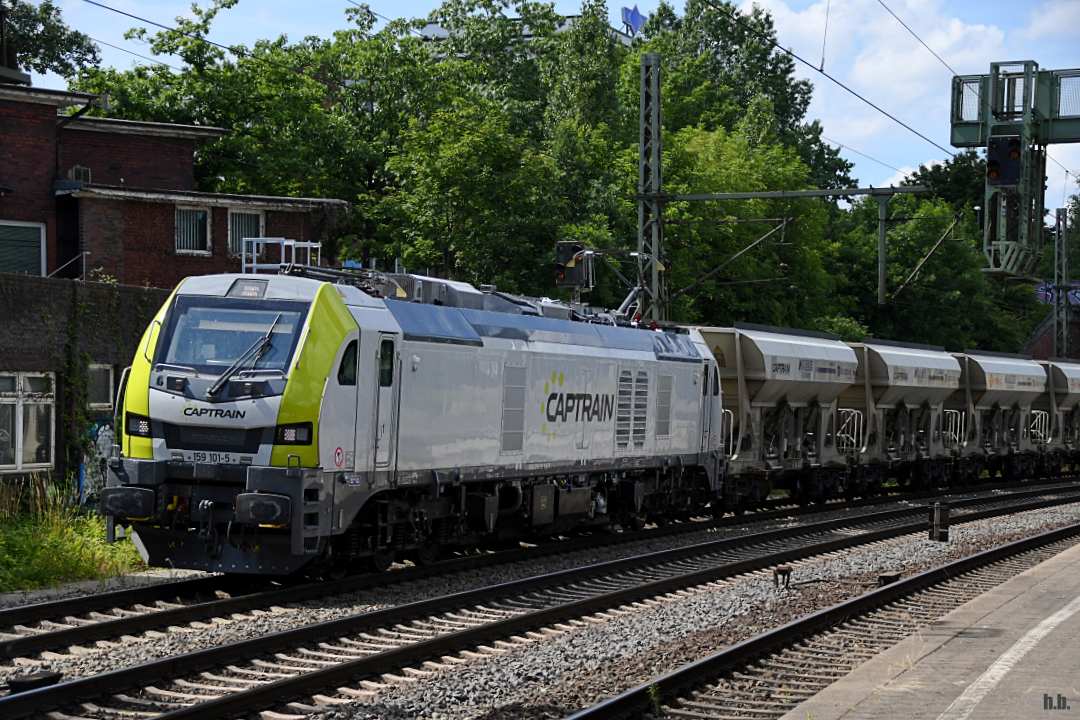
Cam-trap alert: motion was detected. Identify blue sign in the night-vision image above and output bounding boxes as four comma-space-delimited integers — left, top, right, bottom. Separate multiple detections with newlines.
621, 5, 645, 36
343, 259, 363, 269
1036, 282, 1080, 306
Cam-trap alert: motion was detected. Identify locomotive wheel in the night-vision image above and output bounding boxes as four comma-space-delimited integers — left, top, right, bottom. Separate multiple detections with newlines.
411, 541, 442, 566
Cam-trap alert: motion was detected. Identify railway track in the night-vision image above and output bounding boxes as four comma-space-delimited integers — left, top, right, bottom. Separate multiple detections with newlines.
3, 487, 1079, 720
566, 524, 1080, 720
1, 480, 1070, 663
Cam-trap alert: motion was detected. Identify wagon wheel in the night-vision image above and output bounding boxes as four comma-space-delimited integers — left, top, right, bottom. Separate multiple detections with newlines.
368, 548, 395, 572
411, 540, 442, 566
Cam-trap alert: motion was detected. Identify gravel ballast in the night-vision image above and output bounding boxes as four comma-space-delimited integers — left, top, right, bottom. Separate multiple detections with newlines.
310, 501, 1080, 720
0, 488, 1072, 692
0, 493, 946, 682
0, 568, 207, 611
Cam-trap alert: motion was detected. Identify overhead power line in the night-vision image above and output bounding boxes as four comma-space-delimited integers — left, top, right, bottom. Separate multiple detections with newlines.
90, 36, 181, 71
820, 134, 901, 173
82, 0, 243, 59
79, 0, 564, 168
344, 0, 424, 37
872, 0, 1078, 196
874, 0, 958, 77
699, 0, 955, 158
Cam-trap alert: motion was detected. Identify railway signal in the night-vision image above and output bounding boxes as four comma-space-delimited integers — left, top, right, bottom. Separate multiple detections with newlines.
950, 61, 1080, 278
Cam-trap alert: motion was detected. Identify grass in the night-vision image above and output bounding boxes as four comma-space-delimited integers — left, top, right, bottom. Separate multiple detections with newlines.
0, 474, 144, 593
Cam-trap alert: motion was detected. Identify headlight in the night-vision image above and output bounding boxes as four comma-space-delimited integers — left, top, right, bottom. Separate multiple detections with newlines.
275, 422, 313, 445
126, 412, 153, 437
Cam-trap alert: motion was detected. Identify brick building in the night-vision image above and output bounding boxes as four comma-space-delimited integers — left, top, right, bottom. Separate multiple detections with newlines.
0, 84, 347, 288
0, 76, 347, 481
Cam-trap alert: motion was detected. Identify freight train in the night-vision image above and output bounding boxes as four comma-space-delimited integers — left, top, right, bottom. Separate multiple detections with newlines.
101, 269, 1080, 575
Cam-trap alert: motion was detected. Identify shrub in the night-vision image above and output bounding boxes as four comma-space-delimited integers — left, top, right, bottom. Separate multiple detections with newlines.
0, 473, 143, 592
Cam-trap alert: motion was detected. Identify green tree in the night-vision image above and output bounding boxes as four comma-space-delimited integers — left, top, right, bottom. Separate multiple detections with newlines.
904, 150, 984, 213
824, 195, 1041, 351
654, 104, 832, 327
2, 0, 99, 77
386, 96, 562, 295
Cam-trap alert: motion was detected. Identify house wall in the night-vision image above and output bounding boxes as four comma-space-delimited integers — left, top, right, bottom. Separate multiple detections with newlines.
58, 129, 197, 190
79, 198, 321, 288
1023, 310, 1080, 360
0, 99, 58, 273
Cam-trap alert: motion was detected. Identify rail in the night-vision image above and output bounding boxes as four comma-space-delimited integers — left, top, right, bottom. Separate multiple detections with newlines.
4, 488, 1080, 719
564, 521, 1080, 720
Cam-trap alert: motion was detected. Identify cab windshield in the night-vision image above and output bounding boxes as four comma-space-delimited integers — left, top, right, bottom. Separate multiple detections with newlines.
156, 296, 309, 376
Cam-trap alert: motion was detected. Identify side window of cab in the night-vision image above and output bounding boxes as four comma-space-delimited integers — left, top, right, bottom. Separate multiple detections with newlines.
338, 340, 358, 386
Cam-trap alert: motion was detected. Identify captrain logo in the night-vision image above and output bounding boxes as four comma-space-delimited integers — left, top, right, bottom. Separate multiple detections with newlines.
183, 405, 247, 420
545, 392, 614, 423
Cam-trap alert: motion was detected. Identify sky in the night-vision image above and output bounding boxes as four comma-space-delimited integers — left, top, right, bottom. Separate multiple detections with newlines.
36, 0, 1080, 205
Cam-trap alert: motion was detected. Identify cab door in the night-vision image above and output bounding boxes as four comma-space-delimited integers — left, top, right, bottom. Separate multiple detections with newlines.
700, 363, 713, 452
320, 335, 359, 471
373, 335, 399, 469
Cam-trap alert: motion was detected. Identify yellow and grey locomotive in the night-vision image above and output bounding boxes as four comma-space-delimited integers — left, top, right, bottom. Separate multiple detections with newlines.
103, 271, 725, 574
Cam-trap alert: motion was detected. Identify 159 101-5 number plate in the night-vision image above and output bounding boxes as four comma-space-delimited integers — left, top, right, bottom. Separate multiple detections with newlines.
181, 450, 238, 464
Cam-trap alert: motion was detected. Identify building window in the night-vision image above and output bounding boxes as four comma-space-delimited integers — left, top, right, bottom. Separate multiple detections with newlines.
0, 372, 55, 473
68, 165, 92, 183
88, 364, 114, 411
228, 210, 264, 256
0, 221, 46, 276
175, 206, 211, 255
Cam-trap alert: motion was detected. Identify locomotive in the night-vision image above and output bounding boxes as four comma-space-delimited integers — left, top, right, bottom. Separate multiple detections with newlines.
102, 268, 1080, 576
103, 271, 723, 574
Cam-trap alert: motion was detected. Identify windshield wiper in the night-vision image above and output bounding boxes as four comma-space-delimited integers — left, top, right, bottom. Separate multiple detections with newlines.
206, 313, 282, 399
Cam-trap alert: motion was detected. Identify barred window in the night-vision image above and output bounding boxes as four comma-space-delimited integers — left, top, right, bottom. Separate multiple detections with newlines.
228, 210, 264, 256
176, 207, 210, 254
0, 222, 45, 275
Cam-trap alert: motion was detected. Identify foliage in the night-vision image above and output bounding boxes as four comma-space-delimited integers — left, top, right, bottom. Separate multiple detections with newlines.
0, 475, 142, 592
823, 195, 1041, 351
386, 96, 562, 294
3, 0, 99, 77
62, 0, 1046, 347
903, 150, 985, 213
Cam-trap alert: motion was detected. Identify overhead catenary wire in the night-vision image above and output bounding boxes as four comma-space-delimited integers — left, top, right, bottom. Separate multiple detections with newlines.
873, 0, 1078, 197
699, 0, 955, 159
89, 36, 181, 71
820, 134, 901, 173
874, 0, 958, 77
818, 0, 830, 72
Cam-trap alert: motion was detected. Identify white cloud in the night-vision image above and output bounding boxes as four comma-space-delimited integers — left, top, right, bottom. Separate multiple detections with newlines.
1022, 1, 1080, 39
1047, 145, 1080, 209
878, 158, 942, 188
736, 1, 1011, 185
